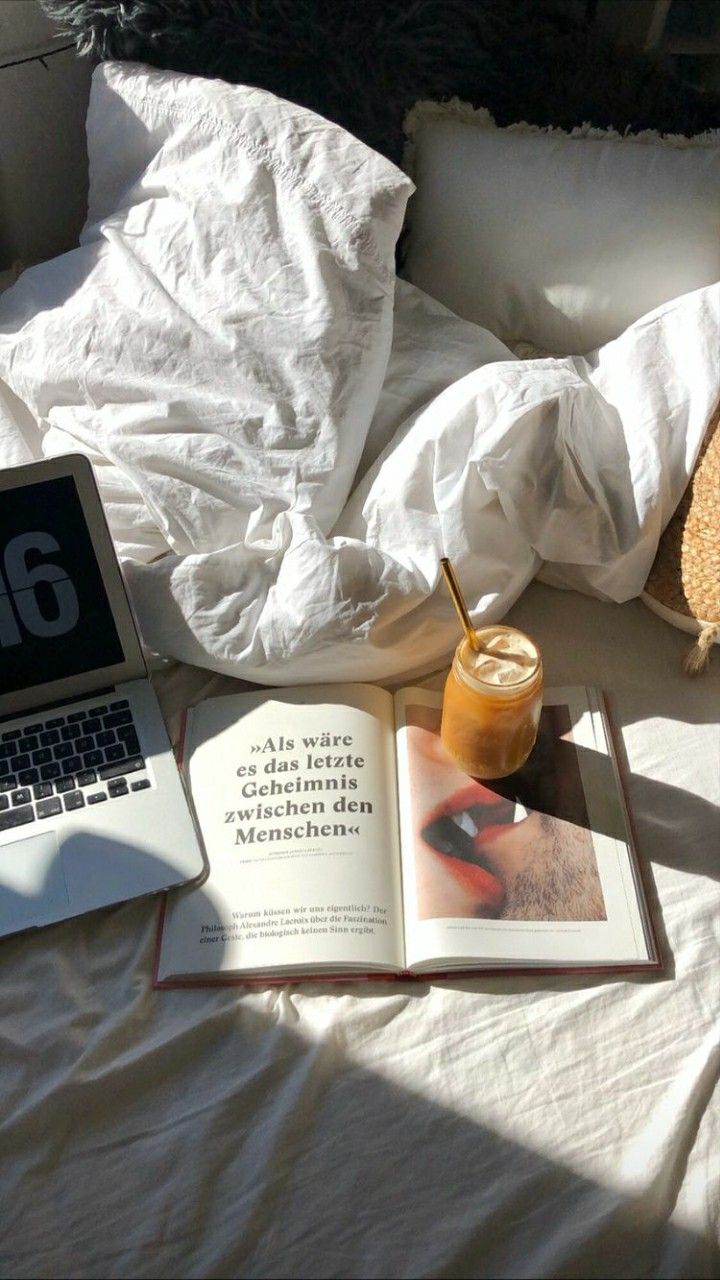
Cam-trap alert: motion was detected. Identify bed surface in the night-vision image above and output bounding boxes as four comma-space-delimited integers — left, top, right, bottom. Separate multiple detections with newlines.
2, 15, 718, 1274
2, 581, 718, 1279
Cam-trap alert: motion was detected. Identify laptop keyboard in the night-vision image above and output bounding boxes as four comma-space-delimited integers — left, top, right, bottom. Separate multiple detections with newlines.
0, 698, 150, 832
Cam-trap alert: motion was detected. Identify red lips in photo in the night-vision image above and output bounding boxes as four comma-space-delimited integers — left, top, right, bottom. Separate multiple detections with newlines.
420, 782, 518, 915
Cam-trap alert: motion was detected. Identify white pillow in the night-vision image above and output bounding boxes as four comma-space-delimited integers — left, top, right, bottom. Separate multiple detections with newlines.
402, 100, 720, 355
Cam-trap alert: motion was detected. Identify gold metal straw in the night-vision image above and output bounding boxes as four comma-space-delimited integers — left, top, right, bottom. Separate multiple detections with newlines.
440, 557, 480, 652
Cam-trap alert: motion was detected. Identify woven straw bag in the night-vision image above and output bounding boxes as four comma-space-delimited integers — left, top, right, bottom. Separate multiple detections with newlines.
642, 403, 720, 674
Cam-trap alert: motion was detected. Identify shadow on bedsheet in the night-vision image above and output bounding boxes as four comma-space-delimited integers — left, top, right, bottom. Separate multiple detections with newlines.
1, 914, 717, 1280
0, 809, 714, 1276
203, 998, 718, 1280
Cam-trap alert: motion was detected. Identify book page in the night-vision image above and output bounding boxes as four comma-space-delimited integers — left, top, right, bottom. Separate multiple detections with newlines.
394, 686, 655, 972
157, 684, 404, 981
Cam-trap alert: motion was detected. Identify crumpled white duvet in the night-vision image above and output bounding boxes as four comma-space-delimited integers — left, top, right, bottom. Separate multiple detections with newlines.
0, 62, 718, 684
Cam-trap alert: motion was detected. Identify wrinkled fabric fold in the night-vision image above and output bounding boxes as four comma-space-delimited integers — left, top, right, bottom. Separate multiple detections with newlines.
0, 62, 718, 685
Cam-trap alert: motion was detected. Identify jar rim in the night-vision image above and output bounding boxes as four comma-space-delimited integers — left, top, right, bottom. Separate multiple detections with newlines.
453, 626, 542, 697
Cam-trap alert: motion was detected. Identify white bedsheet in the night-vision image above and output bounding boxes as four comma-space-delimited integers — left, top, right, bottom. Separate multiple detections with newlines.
1, 62, 718, 688
1, 583, 718, 1279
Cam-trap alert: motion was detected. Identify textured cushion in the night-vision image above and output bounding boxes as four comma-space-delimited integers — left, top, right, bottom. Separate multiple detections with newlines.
402, 101, 720, 354
39, 0, 720, 166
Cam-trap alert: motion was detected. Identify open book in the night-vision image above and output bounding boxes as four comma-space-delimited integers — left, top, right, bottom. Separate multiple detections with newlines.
154, 683, 660, 985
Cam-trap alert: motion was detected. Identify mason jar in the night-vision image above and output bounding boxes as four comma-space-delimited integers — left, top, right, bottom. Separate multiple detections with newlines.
440, 624, 543, 779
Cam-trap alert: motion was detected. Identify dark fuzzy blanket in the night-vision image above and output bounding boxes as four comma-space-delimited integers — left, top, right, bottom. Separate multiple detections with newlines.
40, 0, 720, 163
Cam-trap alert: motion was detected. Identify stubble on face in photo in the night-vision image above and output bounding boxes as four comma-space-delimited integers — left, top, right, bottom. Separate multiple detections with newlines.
406, 704, 607, 923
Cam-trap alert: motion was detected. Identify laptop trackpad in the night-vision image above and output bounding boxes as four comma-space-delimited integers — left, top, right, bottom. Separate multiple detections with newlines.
0, 831, 71, 935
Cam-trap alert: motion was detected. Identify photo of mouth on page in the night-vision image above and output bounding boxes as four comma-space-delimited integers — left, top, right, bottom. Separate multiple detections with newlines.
402, 702, 606, 923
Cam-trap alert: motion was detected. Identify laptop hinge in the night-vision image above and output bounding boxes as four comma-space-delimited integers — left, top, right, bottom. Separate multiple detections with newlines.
0, 686, 117, 726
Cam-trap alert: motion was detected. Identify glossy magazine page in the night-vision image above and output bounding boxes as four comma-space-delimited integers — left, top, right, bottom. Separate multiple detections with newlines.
394, 686, 658, 973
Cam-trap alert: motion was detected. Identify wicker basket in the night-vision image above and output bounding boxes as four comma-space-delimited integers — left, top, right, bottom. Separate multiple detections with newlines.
642, 403, 720, 674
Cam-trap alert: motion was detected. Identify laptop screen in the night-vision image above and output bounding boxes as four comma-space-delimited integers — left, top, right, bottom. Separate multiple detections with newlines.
0, 475, 125, 697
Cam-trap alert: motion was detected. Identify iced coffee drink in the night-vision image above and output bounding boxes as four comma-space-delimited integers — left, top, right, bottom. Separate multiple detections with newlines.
441, 625, 543, 779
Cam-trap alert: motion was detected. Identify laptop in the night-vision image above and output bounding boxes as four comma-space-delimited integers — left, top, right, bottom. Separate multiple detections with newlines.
0, 453, 207, 938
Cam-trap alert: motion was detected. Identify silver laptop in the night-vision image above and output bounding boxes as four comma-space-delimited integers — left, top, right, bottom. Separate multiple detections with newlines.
0, 453, 207, 938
